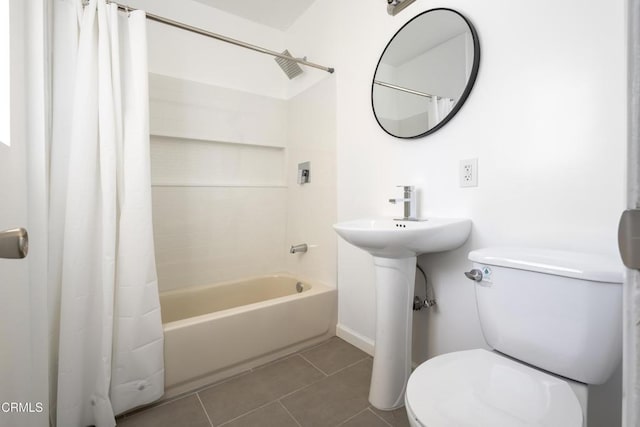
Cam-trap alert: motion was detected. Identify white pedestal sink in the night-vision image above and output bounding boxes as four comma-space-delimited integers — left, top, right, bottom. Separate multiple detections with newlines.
333, 217, 471, 410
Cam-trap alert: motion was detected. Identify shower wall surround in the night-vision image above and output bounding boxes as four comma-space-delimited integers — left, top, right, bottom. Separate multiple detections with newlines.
129, 0, 337, 293
285, 78, 337, 286
149, 75, 289, 291
149, 74, 288, 150
149, 74, 336, 291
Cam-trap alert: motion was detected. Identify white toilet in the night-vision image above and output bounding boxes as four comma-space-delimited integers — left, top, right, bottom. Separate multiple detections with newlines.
405, 247, 622, 427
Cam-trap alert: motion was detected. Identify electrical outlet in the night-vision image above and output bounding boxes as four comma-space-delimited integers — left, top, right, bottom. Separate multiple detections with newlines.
460, 158, 478, 187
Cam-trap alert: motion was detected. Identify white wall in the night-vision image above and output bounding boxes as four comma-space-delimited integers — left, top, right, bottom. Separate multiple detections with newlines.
286, 0, 625, 424
126, 0, 288, 98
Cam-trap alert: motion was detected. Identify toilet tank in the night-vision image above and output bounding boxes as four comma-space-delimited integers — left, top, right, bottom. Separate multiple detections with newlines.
469, 247, 622, 385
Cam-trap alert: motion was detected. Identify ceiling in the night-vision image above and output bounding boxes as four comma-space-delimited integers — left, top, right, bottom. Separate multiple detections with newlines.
191, 0, 317, 31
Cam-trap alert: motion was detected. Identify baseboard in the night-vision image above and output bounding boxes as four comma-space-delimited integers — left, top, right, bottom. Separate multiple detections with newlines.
336, 324, 424, 370
336, 323, 375, 356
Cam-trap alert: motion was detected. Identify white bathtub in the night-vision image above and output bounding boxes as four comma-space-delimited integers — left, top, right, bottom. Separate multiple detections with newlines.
160, 273, 337, 398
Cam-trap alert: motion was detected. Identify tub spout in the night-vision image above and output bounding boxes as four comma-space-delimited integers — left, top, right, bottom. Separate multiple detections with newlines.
290, 243, 308, 254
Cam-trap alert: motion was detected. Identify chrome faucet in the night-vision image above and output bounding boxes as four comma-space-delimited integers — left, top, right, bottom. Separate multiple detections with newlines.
290, 243, 308, 254
389, 185, 418, 221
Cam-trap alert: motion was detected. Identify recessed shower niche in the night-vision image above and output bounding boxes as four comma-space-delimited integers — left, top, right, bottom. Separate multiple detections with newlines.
147, 73, 337, 293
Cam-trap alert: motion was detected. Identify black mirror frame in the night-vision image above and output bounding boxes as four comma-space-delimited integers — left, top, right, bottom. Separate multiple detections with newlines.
371, 8, 481, 139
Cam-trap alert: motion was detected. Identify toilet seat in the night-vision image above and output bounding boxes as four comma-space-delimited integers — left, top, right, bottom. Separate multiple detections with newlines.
405, 349, 583, 427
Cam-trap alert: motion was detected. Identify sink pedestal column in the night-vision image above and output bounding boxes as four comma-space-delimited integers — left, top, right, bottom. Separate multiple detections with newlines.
369, 256, 416, 410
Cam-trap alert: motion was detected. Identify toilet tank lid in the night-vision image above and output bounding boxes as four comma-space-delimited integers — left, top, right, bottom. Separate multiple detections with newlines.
469, 247, 623, 283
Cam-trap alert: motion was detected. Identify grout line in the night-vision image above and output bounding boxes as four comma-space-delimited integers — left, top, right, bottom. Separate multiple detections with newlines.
117, 390, 198, 419
253, 334, 337, 372
325, 355, 371, 377
336, 407, 371, 426
298, 336, 336, 353
278, 356, 372, 403
119, 336, 353, 423
298, 352, 329, 376
250, 352, 300, 372
195, 369, 253, 394
278, 400, 302, 427
127, 367, 254, 416
368, 407, 394, 427
277, 376, 323, 401
217, 400, 279, 426
199, 352, 336, 426
196, 393, 214, 427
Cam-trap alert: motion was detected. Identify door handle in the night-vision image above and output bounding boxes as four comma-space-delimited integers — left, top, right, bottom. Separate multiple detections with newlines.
0, 228, 28, 259
619, 209, 640, 269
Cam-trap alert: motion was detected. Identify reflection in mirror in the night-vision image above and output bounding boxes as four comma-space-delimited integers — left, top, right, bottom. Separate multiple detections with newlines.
372, 8, 480, 139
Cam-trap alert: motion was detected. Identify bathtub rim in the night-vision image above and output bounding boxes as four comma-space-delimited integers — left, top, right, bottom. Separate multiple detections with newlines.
161, 272, 335, 332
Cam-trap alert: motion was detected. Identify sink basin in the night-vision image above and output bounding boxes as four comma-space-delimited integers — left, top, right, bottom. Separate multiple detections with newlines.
333, 217, 471, 258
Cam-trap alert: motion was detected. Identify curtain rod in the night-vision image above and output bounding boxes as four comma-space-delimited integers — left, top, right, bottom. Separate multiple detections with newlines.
83, 0, 335, 74
373, 80, 451, 100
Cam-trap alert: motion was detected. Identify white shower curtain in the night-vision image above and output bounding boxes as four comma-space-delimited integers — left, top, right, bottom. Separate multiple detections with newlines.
428, 97, 455, 128
50, 0, 164, 425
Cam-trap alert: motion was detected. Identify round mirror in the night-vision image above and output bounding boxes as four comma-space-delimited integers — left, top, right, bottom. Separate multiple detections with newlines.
372, 8, 480, 139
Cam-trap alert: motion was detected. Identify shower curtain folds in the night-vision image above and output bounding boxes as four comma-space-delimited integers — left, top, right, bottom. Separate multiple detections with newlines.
51, 0, 164, 425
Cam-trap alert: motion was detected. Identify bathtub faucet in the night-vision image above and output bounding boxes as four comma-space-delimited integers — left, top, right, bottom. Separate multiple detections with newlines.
290, 243, 308, 254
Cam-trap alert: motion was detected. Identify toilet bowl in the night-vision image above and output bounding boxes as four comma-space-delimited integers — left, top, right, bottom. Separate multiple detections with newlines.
405, 350, 585, 427
404, 247, 622, 427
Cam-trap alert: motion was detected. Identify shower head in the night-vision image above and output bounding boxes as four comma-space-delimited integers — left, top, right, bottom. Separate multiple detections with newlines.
274, 50, 304, 80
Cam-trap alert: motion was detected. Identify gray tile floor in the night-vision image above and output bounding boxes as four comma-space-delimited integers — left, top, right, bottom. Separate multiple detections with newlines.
117, 337, 410, 427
